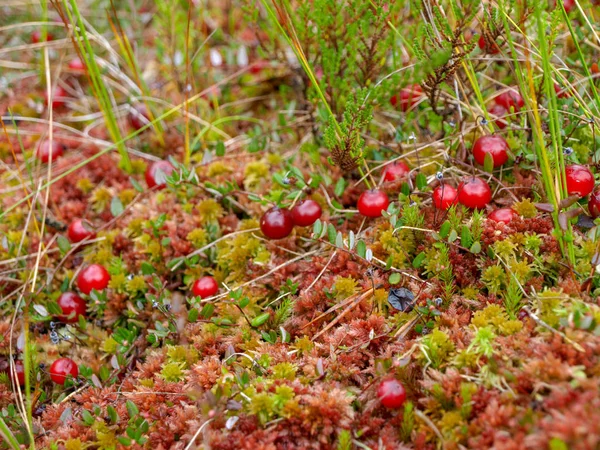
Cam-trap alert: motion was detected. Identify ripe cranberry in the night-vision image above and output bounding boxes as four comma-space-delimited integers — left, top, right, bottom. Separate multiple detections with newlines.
56, 292, 87, 323
68, 58, 85, 73
249, 60, 268, 75
44, 85, 68, 108
67, 218, 96, 243
390, 84, 422, 112
478, 35, 500, 55
36, 139, 64, 163
129, 104, 150, 130
494, 87, 524, 112
592, 63, 600, 75
377, 378, 407, 409
31, 30, 54, 44
291, 199, 322, 227
357, 189, 390, 217
260, 207, 294, 239
488, 104, 508, 129
12, 360, 25, 386
145, 160, 175, 189
472, 135, 509, 168
563, 0, 575, 12
488, 208, 518, 224
457, 177, 492, 209
382, 161, 410, 182
49, 358, 78, 385
192, 276, 219, 299
554, 83, 569, 99
588, 190, 600, 218
565, 164, 595, 197
77, 264, 110, 295
432, 185, 458, 210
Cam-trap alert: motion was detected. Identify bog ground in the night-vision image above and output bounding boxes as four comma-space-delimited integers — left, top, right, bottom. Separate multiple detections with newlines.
1, 0, 600, 449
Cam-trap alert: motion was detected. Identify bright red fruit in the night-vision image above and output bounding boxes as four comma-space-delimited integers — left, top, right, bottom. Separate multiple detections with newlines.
12, 360, 25, 386
67, 218, 96, 243
589, 190, 600, 218
192, 276, 219, 299
494, 87, 524, 112
49, 358, 78, 385
488, 208, 518, 224
77, 264, 110, 295
145, 160, 175, 189
554, 83, 569, 99
32, 30, 54, 44
129, 104, 150, 130
249, 60, 268, 75
260, 207, 294, 239
68, 58, 86, 73
432, 185, 458, 210
357, 189, 390, 217
44, 85, 68, 108
472, 135, 509, 168
458, 177, 492, 209
488, 104, 508, 129
57, 292, 86, 323
377, 378, 407, 409
563, 0, 575, 12
291, 199, 322, 227
382, 161, 410, 182
478, 35, 500, 55
565, 164, 595, 197
36, 140, 65, 163
390, 84, 422, 112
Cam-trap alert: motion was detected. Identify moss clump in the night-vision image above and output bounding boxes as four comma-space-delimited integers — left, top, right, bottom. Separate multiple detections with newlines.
186, 228, 208, 248
216, 221, 270, 280
421, 329, 455, 368
272, 362, 297, 381
244, 161, 269, 188
513, 198, 537, 218
207, 161, 233, 177
334, 276, 358, 300
471, 304, 523, 336
160, 361, 187, 382
197, 199, 224, 224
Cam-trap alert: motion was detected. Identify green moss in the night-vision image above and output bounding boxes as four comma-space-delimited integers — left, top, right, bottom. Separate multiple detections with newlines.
333, 276, 358, 300
421, 329, 454, 368
160, 361, 187, 382
271, 362, 297, 381
244, 161, 269, 188
472, 304, 522, 336
197, 199, 224, 224
207, 161, 233, 177
187, 228, 208, 248
481, 265, 505, 295
513, 198, 537, 218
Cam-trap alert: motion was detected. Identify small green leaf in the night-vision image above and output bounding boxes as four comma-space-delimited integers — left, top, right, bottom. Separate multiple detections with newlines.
81, 410, 94, 426
141, 262, 155, 275
461, 225, 473, 248
200, 303, 215, 318
327, 223, 337, 244
251, 313, 270, 328
470, 241, 482, 254
334, 177, 346, 197
439, 221, 451, 239
126, 400, 139, 419
389, 273, 401, 284
313, 219, 323, 238
129, 177, 143, 193
216, 141, 225, 156
415, 173, 428, 190
239, 297, 249, 308
401, 182, 411, 195
413, 251, 426, 268
448, 229, 458, 242
110, 197, 124, 217
188, 308, 199, 323
57, 235, 71, 255
107, 405, 118, 424
483, 152, 494, 173
335, 231, 344, 248
117, 437, 132, 446
356, 240, 367, 259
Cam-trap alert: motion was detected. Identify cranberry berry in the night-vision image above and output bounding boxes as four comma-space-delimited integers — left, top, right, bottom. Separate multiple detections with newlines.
32, 30, 54, 44
488, 208, 518, 224
478, 35, 500, 55
12, 360, 25, 386
57, 292, 87, 323
488, 104, 508, 129
494, 87, 524, 112
390, 84, 422, 112
67, 218, 96, 243
472, 135, 509, 168
192, 276, 219, 299
44, 85, 68, 109
432, 185, 458, 210
382, 161, 410, 182
377, 378, 407, 409
260, 207, 294, 239
357, 189, 390, 218
37, 140, 65, 163
458, 177, 492, 209
589, 190, 600, 218
565, 164, 595, 198
77, 264, 110, 295
68, 58, 86, 73
145, 160, 175, 189
291, 199, 322, 227
129, 104, 150, 131
49, 357, 79, 385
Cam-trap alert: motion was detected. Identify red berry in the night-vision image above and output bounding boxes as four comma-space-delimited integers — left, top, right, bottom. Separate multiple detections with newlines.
68, 58, 86, 73
377, 378, 407, 409
57, 292, 87, 323
589, 190, 600, 218
291, 199, 322, 227
478, 35, 500, 54
44, 85, 68, 108
145, 160, 175, 189
49, 358, 78, 385
390, 84, 422, 112
260, 207, 294, 239
382, 161, 410, 182
129, 104, 150, 130
565, 164, 595, 197
488, 104, 508, 129
249, 60, 268, 74
36, 140, 64, 163
357, 189, 390, 217
554, 83, 569, 99
12, 360, 25, 386
563, 0, 575, 12
472, 135, 510, 168
494, 87, 524, 112
192, 276, 219, 299
77, 264, 110, 295
592, 63, 600, 75
488, 208, 518, 224
67, 218, 96, 243
458, 177, 492, 209
432, 185, 458, 210
32, 30, 54, 44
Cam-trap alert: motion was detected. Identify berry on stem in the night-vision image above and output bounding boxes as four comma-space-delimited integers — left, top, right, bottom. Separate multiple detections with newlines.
357, 189, 390, 218
44, 85, 68, 109
377, 378, 407, 409
478, 35, 500, 54
77, 264, 110, 295
145, 160, 175, 189
129, 104, 150, 131
382, 161, 410, 182
32, 30, 54, 44
432, 185, 458, 210
12, 360, 25, 386
291, 199, 322, 227
57, 292, 87, 323
554, 83, 569, 99
589, 190, 600, 218
67, 218, 96, 243
68, 58, 86, 73
472, 135, 510, 168
192, 276, 219, 299
49, 358, 78, 385
458, 177, 492, 209
488, 208, 518, 224
390, 85, 422, 112
565, 165, 595, 197
36, 140, 65, 163
488, 104, 508, 129
494, 87, 524, 112
260, 207, 294, 239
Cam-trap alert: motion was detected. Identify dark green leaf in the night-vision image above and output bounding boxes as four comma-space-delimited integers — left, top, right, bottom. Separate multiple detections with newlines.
439, 221, 451, 239
107, 405, 118, 424
188, 308, 199, 323
141, 262, 155, 275
251, 313, 270, 328
334, 177, 346, 197
415, 173, 428, 190
57, 235, 71, 255
356, 240, 367, 259
412, 252, 426, 268
327, 223, 337, 244
81, 410, 94, 426
126, 400, 138, 419
216, 141, 225, 156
